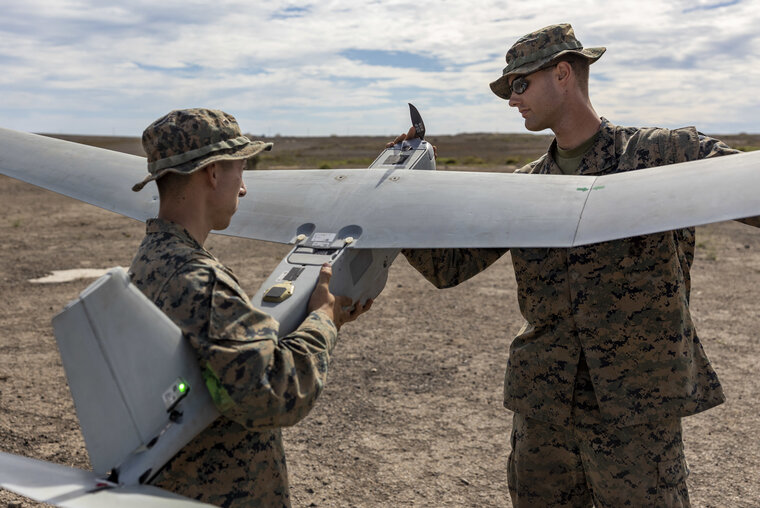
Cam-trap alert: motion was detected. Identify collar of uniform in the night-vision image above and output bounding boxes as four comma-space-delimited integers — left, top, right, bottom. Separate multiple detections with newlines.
146, 218, 208, 253
541, 118, 617, 176
575, 118, 617, 176
541, 143, 563, 175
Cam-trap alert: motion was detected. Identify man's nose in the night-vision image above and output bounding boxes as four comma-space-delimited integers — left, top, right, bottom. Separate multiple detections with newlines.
508, 95, 520, 108
239, 180, 247, 197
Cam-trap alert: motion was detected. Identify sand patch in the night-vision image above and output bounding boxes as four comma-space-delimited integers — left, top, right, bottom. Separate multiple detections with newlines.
29, 268, 111, 284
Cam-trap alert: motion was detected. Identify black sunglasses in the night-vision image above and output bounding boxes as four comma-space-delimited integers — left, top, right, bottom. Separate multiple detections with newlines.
510, 76, 530, 95
509, 64, 558, 96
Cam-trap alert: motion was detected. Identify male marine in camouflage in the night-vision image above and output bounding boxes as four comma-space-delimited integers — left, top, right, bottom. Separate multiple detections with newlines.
397, 24, 760, 507
130, 108, 371, 507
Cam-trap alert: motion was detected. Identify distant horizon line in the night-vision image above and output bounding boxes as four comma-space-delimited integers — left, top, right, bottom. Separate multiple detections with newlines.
37, 131, 760, 139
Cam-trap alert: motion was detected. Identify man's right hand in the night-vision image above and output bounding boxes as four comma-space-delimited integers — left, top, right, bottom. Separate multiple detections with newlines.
307, 264, 372, 330
385, 126, 437, 157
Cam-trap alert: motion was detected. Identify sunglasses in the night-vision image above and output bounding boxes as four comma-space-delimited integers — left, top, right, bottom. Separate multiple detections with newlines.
509, 64, 558, 96
510, 76, 530, 95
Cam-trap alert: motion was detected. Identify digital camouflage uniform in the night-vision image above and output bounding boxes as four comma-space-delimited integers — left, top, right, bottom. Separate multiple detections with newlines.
130, 218, 337, 507
403, 118, 758, 506
129, 109, 337, 507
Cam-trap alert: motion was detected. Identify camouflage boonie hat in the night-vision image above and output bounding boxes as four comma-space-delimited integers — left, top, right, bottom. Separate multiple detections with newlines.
132, 108, 273, 192
490, 23, 606, 100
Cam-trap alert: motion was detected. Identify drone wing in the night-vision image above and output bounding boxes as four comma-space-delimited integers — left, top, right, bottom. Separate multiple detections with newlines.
1, 126, 758, 248
0, 127, 157, 221
0, 452, 213, 507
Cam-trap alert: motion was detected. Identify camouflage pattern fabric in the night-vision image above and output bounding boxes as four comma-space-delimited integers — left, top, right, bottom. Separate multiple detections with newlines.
129, 218, 338, 507
490, 24, 606, 100
404, 118, 746, 428
399, 247, 507, 289
133, 108, 272, 192
404, 119, 760, 502
508, 359, 689, 507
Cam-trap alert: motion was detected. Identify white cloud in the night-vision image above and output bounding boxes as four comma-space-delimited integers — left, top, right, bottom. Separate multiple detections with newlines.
0, 0, 758, 135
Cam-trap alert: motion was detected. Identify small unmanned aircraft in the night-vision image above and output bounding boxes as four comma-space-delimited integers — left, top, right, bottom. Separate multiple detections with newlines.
0, 105, 758, 506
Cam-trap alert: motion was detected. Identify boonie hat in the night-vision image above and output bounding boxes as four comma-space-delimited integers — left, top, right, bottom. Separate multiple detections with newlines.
490, 23, 606, 100
132, 108, 272, 192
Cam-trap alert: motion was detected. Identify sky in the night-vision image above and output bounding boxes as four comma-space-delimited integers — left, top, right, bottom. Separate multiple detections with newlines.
1, 0, 758, 137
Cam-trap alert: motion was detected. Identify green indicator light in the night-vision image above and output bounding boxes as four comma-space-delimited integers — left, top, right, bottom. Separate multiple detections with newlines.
178, 383, 187, 393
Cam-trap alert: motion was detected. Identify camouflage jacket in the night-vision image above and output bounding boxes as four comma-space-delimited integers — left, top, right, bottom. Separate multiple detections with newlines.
129, 218, 338, 507
404, 118, 756, 427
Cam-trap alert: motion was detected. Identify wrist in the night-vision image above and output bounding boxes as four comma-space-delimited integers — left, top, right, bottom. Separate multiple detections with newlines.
313, 308, 338, 328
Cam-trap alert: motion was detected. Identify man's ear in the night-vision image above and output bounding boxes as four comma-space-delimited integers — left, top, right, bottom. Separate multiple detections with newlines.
555, 61, 572, 83
201, 162, 219, 190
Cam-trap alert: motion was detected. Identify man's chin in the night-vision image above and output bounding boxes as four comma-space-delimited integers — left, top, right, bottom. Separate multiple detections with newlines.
212, 220, 232, 231
524, 119, 544, 132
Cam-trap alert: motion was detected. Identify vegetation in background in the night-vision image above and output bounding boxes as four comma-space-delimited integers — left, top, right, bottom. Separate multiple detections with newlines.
717, 134, 760, 153
43, 131, 760, 173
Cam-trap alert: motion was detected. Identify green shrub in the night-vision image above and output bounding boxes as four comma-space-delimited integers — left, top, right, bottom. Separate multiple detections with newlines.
505, 156, 523, 165
462, 156, 486, 165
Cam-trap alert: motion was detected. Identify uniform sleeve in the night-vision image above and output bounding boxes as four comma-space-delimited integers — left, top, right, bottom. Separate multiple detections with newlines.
697, 134, 760, 228
401, 248, 507, 289
163, 264, 338, 430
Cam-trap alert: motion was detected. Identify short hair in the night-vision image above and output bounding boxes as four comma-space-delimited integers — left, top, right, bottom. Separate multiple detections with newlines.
156, 170, 190, 199
557, 54, 590, 96
156, 159, 246, 199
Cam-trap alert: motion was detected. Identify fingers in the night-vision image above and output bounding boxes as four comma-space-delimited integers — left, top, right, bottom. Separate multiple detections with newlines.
317, 263, 332, 283
307, 263, 335, 317
386, 133, 405, 148
385, 126, 418, 148
334, 294, 352, 310
355, 298, 373, 315
348, 298, 372, 321
334, 296, 373, 329
309, 265, 375, 330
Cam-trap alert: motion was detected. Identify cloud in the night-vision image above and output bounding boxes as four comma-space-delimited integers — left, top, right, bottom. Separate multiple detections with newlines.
0, 0, 758, 136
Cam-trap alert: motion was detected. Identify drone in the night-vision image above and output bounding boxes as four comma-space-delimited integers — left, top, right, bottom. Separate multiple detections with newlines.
0, 105, 758, 506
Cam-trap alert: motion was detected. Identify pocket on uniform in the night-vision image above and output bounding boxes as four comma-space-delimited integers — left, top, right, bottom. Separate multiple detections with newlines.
657, 456, 690, 506
658, 456, 689, 487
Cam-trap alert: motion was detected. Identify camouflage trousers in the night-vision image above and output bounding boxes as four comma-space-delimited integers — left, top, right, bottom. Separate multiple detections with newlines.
152, 418, 291, 507
507, 362, 690, 507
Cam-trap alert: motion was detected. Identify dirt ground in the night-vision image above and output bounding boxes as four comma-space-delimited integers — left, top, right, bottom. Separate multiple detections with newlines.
1, 142, 760, 507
